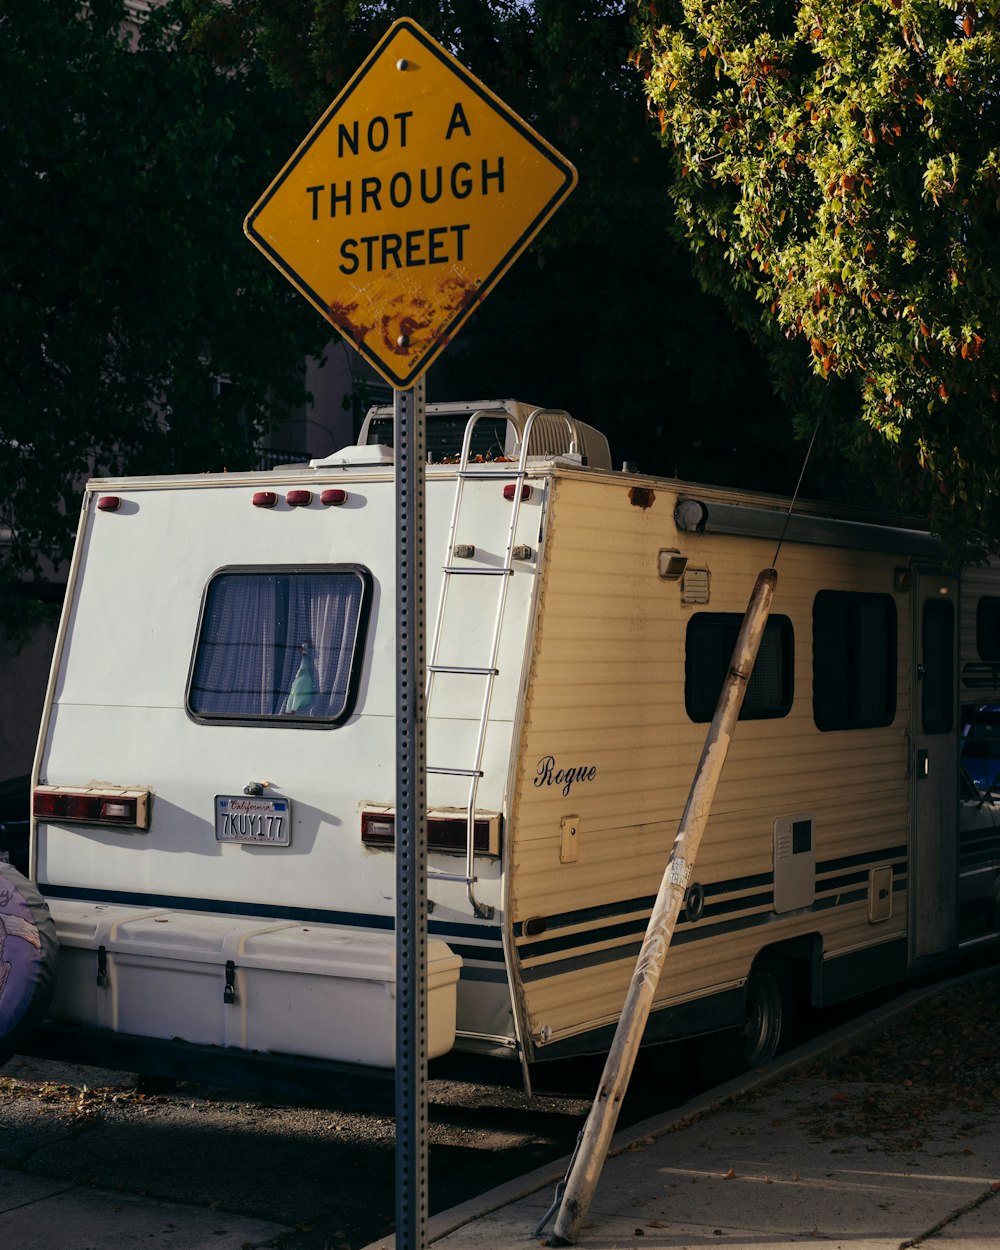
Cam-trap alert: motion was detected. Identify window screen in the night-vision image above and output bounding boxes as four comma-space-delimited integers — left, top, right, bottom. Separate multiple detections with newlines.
685, 613, 794, 723
976, 597, 1000, 661
813, 591, 896, 731
188, 566, 371, 725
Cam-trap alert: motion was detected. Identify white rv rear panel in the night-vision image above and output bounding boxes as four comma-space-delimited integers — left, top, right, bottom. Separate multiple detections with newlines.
34, 461, 548, 1064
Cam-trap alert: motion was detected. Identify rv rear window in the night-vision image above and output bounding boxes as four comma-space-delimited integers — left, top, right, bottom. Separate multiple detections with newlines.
812, 591, 896, 731
685, 613, 794, 723
187, 566, 372, 726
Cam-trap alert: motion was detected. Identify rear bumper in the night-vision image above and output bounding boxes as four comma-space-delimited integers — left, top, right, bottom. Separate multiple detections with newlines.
43, 898, 462, 1069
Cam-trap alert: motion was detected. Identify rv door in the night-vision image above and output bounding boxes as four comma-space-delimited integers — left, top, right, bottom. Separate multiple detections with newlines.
909, 568, 959, 962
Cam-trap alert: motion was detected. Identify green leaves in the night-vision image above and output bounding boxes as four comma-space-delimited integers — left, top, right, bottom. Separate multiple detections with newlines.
634, 0, 1000, 552
0, 0, 328, 626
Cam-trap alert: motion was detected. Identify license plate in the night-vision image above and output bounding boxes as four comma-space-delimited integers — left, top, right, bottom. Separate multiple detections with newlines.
215, 795, 291, 845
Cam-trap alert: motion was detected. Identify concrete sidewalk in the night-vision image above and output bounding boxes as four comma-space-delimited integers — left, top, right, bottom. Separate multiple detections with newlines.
0, 1169, 290, 1249
366, 970, 1000, 1249
404, 1077, 1000, 1249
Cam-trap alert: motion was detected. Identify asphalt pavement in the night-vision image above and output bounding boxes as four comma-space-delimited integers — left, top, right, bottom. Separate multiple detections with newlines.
2, 966, 998, 1250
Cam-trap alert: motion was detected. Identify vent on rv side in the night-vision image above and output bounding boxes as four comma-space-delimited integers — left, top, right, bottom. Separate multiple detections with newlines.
658, 550, 688, 581
681, 569, 710, 604
354, 400, 613, 470
773, 815, 815, 913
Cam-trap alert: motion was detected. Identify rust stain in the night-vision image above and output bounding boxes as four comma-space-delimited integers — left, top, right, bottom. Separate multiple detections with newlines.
454, 277, 486, 312
329, 271, 488, 358
381, 308, 431, 355
325, 299, 373, 345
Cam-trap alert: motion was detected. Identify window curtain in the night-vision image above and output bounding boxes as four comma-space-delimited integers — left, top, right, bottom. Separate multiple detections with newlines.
190, 572, 364, 719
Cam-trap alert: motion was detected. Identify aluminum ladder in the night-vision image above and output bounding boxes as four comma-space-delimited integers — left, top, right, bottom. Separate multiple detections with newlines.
425, 406, 584, 919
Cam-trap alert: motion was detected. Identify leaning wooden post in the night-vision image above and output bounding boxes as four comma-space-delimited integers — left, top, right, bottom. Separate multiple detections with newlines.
550, 567, 778, 1245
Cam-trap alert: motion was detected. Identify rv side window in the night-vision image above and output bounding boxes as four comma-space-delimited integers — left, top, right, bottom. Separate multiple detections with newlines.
187, 566, 372, 726
976, 597, 1000, 661
685, 613, 793, 722
812, 591, 896, 731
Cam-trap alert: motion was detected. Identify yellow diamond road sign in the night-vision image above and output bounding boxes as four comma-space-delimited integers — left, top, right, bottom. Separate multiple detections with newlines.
245, 18, 577, 390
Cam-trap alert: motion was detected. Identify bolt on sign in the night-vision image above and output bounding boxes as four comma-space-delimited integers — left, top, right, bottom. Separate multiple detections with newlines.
245, 17, 577, 390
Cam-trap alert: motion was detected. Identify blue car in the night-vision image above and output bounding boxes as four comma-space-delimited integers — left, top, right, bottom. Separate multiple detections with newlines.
961, 705, 1000, 792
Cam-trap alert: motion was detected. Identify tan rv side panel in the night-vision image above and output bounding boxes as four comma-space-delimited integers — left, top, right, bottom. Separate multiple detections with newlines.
508, 476, 911, 1051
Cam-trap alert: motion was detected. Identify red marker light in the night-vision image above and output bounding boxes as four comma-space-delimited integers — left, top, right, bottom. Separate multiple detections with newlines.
286, 489, 312, 507
503, 484, 531, 502
97, 496, 121, 512
252, 491, 278, 508
361, 811, 497, 854
321, 489, 348, 506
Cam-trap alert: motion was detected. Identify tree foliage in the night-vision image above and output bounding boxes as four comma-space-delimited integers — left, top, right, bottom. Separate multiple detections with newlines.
634, 0, 1000, 551
0, 0, 328, 627
186, 0, 817, 488
2, 0, 856, 643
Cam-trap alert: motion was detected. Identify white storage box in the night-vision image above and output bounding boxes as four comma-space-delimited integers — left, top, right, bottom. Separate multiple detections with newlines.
46, 900, 462, 1067
46, 901, 172, 1029
231, 926, 462, 1065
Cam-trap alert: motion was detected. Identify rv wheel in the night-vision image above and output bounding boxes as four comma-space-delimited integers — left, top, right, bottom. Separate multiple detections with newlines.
0, 863, 59, 1067
695, 956, 792, 1084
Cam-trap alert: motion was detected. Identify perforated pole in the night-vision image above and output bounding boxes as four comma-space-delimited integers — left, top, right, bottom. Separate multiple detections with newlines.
395, 377, 428, 1250
551, 568, 777, 1244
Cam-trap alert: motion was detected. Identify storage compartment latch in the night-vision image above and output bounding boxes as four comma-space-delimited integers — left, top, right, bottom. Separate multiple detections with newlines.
96, 945, 108, 988
223, 960, 237, 1004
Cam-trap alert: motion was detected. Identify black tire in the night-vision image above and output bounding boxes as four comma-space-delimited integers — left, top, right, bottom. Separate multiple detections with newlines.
694, 955, 793, 1084
0, 862, 59, 1067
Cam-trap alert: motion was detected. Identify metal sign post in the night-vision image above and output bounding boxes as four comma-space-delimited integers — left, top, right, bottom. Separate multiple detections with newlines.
395, 378, 428, 1250
243, 23, 575, 1249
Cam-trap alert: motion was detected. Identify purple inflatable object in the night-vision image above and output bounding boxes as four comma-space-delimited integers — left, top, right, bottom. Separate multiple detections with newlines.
0, 862, 58, 1064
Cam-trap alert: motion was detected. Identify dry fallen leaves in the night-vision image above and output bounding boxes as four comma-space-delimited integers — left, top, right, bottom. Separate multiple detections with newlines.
790, 978, 1000, 1154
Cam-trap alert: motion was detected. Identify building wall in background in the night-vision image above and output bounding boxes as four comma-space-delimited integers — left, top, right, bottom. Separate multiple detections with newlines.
0, 621, 56, 783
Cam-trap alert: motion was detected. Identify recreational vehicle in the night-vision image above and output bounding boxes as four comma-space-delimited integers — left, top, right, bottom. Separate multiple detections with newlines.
4, 400, 1000, 1085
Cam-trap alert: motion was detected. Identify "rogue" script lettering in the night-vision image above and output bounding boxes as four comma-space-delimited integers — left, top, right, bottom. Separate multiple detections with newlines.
533, 755, 597, 798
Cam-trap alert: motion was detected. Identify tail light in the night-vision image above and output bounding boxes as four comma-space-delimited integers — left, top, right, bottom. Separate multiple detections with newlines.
361, 811, 499, 857
33, 785, 150, 830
